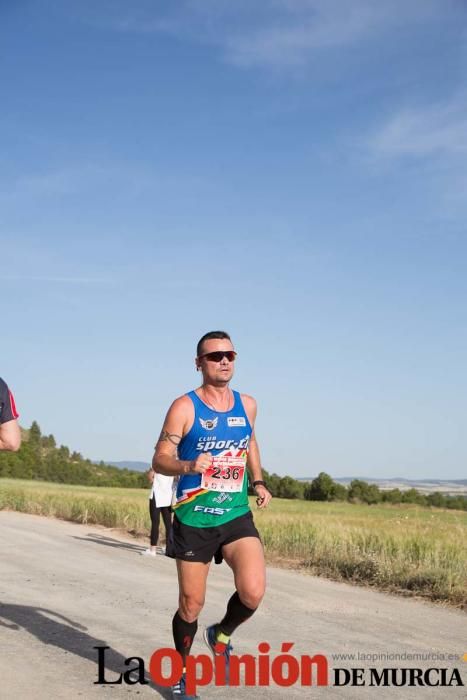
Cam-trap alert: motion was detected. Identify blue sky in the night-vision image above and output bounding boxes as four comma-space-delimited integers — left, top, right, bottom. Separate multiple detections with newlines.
1, 0, 466, 479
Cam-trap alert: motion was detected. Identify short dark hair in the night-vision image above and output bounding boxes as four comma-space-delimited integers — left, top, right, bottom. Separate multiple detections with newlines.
197, 331, 232, 357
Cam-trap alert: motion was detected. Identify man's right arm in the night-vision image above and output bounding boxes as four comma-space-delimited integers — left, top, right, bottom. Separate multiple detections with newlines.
0, 379, 21, 452
152, 396, 211, 477
0, 420, 21, 452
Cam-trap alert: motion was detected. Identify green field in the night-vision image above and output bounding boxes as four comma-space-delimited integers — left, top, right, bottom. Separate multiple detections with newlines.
1, 478, 465, 607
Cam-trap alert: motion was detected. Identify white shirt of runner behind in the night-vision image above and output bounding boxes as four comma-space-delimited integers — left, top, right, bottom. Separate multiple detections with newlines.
150, 472, 175, 507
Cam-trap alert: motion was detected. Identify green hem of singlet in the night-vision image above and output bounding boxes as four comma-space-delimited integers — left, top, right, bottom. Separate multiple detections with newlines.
174, 504, 251, 528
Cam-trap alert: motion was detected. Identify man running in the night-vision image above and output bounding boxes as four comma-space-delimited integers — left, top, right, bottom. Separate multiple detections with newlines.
152, 331, 271, 699
0, 377, 20, 452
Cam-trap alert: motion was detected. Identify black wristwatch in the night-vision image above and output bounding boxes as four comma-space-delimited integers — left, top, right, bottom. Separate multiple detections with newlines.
252, 480, 267, 488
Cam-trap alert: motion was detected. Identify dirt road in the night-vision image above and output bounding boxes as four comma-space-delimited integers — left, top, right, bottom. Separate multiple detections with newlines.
0, 511, 465, 699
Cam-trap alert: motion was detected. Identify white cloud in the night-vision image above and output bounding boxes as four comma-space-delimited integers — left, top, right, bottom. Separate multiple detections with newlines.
75, 0, 454, 69
1, 162, 155, 202
0, 275, 110, 284
1, 160, 214, 203
15, 169, 83, 197
369, 95, 467, 159
222, 1, 408, 67
365, 93, 467, 218
0, 164, 116, 201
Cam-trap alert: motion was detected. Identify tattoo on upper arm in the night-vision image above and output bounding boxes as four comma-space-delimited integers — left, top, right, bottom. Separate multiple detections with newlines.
157, 430, 182, 446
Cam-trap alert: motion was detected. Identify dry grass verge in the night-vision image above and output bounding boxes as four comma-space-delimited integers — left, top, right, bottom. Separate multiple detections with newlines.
1, 478, 465, 607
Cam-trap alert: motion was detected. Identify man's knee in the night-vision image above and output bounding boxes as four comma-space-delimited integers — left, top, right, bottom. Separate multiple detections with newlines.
179, 594, 205, 622
238, 583, 265, 610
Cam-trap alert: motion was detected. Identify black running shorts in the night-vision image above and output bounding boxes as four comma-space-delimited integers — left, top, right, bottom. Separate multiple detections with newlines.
167, 511, 261, 564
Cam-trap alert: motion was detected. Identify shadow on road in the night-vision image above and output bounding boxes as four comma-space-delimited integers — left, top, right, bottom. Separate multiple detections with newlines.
0, 603, 171, 698
71, 533, 146, 553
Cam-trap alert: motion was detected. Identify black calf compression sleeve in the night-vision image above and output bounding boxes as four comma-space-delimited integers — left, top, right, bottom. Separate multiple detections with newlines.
172, 611, 198, 662
218, 591, 256, 636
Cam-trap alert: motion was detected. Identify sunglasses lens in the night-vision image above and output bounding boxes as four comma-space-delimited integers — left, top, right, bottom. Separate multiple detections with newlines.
204, 351, 236, 362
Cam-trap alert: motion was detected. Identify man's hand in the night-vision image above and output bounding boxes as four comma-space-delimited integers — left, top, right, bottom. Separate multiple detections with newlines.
192, 452, 213, 474
254, 484, 272, 509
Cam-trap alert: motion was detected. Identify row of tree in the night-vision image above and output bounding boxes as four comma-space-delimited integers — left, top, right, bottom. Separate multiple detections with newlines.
258, 470, 467, 511
0, 422, 147, 488
1, 422, 465, 511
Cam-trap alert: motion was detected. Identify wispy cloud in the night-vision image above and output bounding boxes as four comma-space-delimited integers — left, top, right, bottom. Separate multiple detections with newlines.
0, 275, 111, 284
5, 163, 148, 199
221, 1, 434, 68
0, 164, 109, 202
1, 160, 214, 203
369, 94, 467, 159
14, 169, 84, 197
77, 0, 452, 68
365, 92, 467, 216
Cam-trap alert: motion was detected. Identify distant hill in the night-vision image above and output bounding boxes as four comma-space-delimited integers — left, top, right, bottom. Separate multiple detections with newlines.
106, 461, 150, 472
297, 476, 467, 496
105, 463, 467, 493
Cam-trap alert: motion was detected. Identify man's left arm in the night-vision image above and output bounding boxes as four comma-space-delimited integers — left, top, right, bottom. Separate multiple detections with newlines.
242, 394, 272, 509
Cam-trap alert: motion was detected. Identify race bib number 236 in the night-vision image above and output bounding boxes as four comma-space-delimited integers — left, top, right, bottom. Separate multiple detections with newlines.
203, 456, 246, 492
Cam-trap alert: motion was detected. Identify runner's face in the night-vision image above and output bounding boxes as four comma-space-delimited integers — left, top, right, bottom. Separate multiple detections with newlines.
197, 338, 236, 385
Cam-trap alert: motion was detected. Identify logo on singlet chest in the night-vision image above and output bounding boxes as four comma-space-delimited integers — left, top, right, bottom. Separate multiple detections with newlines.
199, 417, 218, 430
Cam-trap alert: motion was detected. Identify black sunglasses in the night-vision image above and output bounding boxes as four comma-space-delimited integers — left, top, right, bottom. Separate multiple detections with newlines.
198, 351, 237, 362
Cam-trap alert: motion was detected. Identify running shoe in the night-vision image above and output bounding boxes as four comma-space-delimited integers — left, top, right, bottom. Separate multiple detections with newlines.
203, 625, 233, 684
171, 673, 200, 699
142, 548, 156, 557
